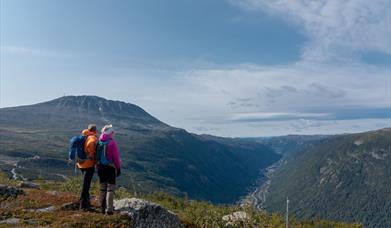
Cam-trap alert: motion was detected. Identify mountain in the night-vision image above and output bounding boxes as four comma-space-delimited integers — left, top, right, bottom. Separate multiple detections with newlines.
0, 96, 280, 203
264, 128, 391, 227
246, 135, 331, 157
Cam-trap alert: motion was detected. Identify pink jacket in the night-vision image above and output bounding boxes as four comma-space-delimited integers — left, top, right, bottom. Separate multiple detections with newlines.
99, 133, 121, 170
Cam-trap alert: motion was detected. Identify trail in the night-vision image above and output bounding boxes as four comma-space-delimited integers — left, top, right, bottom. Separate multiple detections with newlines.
3, 155, 41, 181
11, 168, 18, 180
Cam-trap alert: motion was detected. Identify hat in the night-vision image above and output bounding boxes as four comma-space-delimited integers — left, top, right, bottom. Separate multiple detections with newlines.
102, 124, 114, 135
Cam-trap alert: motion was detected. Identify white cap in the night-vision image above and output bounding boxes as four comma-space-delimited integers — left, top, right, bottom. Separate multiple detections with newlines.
102, 124, 114, 135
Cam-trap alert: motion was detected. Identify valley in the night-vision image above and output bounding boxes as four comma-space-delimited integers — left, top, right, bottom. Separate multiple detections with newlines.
0, 96, 280, 204
1, 96, 390, 227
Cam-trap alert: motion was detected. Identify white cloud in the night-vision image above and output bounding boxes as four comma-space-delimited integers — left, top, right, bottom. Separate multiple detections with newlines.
232, 0, 391, 62
1, 1, 390, 137
127, 61, 390, 136
227, 112, 331, 121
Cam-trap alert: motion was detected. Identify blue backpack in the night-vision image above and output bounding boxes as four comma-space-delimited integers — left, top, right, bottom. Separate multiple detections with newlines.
69, 135, 88, 163
95, 140, 113, 166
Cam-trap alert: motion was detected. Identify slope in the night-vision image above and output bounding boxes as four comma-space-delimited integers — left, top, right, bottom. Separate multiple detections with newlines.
265, 128, 391, 227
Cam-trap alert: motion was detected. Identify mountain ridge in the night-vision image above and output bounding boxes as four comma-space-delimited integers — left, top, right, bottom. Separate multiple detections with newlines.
0, 95, 280, 203
264, 128, 391, 227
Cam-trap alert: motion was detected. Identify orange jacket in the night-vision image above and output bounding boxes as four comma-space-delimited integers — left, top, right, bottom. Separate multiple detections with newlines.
77, 129, 97, 169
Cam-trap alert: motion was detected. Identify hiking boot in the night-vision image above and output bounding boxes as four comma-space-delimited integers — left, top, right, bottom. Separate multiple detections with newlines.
79, 200, 87, 210
106, 211, 113, 215
79, 199, 92, 211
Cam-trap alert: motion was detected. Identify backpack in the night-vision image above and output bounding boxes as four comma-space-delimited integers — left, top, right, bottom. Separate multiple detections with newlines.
95, 140, 113, 166
69, 135, 89, 163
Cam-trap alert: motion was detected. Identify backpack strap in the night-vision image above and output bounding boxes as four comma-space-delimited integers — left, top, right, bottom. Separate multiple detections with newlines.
84, 134, 95, 160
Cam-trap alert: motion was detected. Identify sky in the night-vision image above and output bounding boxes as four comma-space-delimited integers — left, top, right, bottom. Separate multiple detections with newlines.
1, 0, 390, 137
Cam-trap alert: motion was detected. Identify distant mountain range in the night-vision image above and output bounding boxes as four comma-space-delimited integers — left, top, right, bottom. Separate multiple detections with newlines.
246, 134, 331, 157
264, 128, 391, 228
0, 96, 280, 203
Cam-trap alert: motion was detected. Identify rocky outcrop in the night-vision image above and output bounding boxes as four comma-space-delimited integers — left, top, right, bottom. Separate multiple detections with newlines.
222, 211, 249, 226
114, 198, 183, 228
0, 184, 24, 200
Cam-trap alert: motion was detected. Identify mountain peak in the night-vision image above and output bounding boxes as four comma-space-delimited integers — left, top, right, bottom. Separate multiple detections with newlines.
44, 95, 153, 118
49, 95, 128, 109
0, 95, 167, 131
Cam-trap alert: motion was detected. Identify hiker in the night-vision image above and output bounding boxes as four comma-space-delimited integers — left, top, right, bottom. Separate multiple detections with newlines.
78, 124, 98, 210
96, 124, 121, 215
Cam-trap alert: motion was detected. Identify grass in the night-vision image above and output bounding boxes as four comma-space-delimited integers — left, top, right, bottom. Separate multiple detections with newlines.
0, 174, 362, 228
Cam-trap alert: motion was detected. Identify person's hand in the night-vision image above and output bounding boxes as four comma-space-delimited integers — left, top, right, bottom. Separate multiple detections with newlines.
116, 168, 121, 177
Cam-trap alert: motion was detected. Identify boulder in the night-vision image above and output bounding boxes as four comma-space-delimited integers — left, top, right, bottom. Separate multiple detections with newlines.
114, 198, 183, 228
222, 211, 248, 226
0, 184, 24, 200
17, 181, 40, 189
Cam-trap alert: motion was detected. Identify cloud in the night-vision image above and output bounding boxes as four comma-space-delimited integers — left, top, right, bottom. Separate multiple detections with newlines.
232, 0, 391, 62
227, 112, 331, 122
2, 1, 389, 137
155, 61, 390, 136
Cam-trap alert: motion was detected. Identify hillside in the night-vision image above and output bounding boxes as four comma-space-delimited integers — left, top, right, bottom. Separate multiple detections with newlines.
0, 96, 280, 203
0, 173, 362, 227
265, 128, 391, 227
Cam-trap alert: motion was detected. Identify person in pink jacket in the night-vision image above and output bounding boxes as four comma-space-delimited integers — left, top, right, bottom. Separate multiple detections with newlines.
97, 124, 121, 215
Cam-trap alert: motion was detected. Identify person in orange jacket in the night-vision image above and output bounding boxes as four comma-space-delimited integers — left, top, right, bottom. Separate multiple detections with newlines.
78, 124, 98, 210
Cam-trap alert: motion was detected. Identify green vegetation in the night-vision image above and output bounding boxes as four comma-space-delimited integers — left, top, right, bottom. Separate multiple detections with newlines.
266, 128, 391, 228
0, 175, 361, 227
0, 172, 18, 187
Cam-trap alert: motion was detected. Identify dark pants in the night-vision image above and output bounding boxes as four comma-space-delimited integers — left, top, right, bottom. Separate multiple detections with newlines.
80, 167, 94, 209
97, 165, 116, 213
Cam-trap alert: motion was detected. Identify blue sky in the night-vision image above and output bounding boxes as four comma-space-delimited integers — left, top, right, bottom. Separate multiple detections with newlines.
1, 0, 390, 136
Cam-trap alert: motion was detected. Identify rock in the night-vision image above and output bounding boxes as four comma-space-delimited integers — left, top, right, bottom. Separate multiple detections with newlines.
0, 184, 24, 199
60, 202, 80, 211
114, 198, 183, 228
17, 181, 40, 189
222, 211, 248, 226
0, 218, 20, 225
26, 205, 55, 213
45, 190, 59, 196
24, 219, 39, 225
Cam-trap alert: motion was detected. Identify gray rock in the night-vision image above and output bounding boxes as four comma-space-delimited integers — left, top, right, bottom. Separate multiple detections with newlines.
114, 198, 183, 228
17, 181, 40, 189
45, 190, 59, 196
0, 218, 20, 224
26, 205, 55, 213
24, 219, 39, 225
0, 184, 24, 199
222, 211, 248, 226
